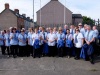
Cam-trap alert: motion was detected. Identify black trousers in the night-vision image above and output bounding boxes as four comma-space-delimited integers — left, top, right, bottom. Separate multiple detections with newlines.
6, 46, 11, 55
49, 46, 55, 57
40, 45, 43, 56
57, 47, 64, 57
75, 47, 81, 59
11, 45, 18, 57
33, 48, 41, 58
19, 46, 26, 57
66, 47, 72, 57
28, 45, 33, 56
1, 46, 6, 55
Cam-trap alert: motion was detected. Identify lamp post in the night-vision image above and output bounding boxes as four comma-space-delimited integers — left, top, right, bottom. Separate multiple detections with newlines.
64, 0, 66, 24
40, 0, 41, 26
33, 0, 34, 27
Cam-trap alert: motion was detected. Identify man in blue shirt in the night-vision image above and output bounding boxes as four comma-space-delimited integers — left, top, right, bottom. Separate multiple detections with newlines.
85, 25, 96, 64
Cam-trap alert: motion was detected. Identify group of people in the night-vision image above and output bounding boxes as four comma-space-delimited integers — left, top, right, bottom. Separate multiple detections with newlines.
0, 23, 99, 64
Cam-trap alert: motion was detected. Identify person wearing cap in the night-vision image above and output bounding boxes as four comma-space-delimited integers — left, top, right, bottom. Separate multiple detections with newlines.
85, 25, 96, 64
47, 28, 57, 57
4, 30, 11, 57
56, 27, 65, 57
10, 28, 19, 58
73, 28, 84, 60
18, 29, 27, 57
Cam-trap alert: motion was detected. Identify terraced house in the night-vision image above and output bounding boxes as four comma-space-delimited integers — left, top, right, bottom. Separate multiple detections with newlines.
0, 3, 33, 30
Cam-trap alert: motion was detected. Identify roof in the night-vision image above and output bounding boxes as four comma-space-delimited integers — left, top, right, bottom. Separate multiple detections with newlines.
0, 9, 33, 22
37, 0, 72, 13
72, 14, 83, 18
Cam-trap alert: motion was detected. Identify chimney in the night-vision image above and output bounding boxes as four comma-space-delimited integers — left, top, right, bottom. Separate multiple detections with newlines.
14, 9, 19, 14
5, 3, 9, 9
27, 17, 30, 19
22, 14, 26, 17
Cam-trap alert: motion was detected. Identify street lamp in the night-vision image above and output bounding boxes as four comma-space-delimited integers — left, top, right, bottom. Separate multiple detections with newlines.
64, 0, 66, 24
40, 0, 41, 26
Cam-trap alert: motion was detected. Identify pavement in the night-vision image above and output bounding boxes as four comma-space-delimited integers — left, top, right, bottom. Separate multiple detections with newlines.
0, 54, 100, 75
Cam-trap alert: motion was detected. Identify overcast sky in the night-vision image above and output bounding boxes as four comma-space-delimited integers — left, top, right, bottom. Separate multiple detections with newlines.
0, 0, 100, 22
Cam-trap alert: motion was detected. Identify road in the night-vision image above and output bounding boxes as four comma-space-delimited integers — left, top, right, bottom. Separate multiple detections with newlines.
0, 54, 100, 75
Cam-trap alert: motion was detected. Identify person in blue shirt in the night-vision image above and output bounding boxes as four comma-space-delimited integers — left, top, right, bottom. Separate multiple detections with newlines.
32, 28, 41, 58
4, 30, 11, 57
18, 29, 27, 57
70, 25, 75, 36
85, 25, 96, 64
47, 28, 57, 57
0, 31, 5, 55
56, 27, 65, 57
63, 25, 68, 35
40, 27, 48, 56
10, 28, 19, 58
27, 28, 34, 56
65, 29, 73, 58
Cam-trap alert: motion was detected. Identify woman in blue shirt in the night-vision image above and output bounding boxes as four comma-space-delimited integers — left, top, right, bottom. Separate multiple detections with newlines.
27, 28, 34, 56
56, 27, 65, 57
18, 29, 27, 57
0, 31, 5, 55
4, 30, 11, 57
10, 28, 19, 58
65, 29, 73, 58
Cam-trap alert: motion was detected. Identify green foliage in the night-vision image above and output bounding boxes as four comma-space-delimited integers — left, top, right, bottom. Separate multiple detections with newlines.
82, 16, 94, 26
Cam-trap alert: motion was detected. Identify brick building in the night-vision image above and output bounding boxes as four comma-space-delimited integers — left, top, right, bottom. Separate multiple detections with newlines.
0, 3, 33, 30
37, 0, 83, 26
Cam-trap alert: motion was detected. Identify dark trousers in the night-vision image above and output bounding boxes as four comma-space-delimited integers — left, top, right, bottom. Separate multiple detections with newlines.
19, 46, 26, 57
66, 47, 72, 57
1, 46, 6, 55
28, 45, 33, 56
40, 45, 43, 56
6, 46, 11, 55
57, 47, 64, 57
75, 47, 81, 59
33, 48, 41, 58
11, 45, 18, 57
49, 46, 55, 57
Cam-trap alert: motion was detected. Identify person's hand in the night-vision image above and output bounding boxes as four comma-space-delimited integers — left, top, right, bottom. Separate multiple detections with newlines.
87, 41, 90, 45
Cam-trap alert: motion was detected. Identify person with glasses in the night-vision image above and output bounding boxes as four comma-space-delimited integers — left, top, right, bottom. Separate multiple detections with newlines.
73, 28, 84, 60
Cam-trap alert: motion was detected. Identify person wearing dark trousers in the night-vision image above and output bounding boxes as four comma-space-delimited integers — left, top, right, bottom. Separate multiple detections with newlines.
4, 30, 11, 57
18, 29, 27, 57
56, 27, 65, 57
27, 28, 34, 56
73, 28, 84, 60
47, 28, 57, 57
32, 28, 41, 58
65, 29, 73, 58
0, 31, 6, 55
10, 28, 19, 58
85, 25, 96, 64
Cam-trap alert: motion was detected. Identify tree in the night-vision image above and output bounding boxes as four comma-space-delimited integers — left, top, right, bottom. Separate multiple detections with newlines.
82, 16, 94, 26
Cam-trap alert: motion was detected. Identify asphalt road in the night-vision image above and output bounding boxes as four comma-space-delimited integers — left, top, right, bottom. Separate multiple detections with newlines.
0, 54, 100, 75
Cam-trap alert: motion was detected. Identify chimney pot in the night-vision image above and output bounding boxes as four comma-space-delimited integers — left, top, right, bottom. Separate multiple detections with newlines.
14, 9, 19, 14
5, 3, 9, 9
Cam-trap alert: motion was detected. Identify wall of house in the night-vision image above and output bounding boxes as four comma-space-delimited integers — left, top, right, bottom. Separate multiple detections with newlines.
72, 18, 83, 25
0, 9, 17, 30
37, 1, 72, 26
